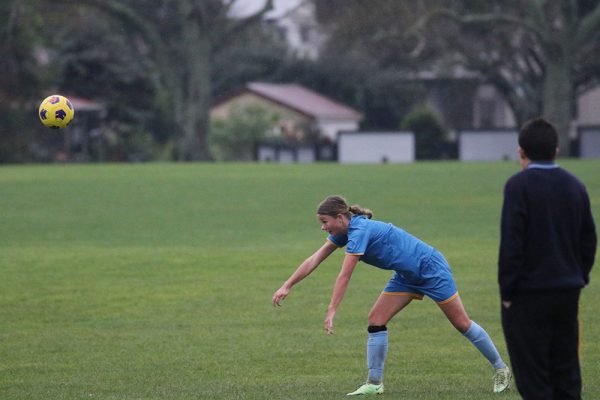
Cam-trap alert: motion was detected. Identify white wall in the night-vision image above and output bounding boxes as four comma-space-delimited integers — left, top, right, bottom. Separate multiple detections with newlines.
256, 144, 315, 163
338, 132, 415, 164
577, 87, 600, 126
318, 119, 360, 142
579, 127, 600, 158
459, 130, 518, 161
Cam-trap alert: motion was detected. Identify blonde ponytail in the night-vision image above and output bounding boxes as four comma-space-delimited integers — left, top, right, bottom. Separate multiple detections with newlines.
349, 204, 373, 219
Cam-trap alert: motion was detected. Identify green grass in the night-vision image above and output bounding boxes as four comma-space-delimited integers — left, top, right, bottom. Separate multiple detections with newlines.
1, 160, 598, 399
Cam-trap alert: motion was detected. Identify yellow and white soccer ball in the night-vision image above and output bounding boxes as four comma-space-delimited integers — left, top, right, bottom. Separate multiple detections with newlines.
38, 95, 75, 129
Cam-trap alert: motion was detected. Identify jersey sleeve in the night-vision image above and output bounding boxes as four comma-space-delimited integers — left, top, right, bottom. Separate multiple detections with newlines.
327, 233, 348, 248
346, 219, 369, 255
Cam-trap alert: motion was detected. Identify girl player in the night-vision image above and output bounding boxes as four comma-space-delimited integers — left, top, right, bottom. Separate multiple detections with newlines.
272, 195, 511, 395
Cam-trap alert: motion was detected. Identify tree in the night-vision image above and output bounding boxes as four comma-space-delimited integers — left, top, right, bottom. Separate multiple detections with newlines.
315, 0, 600, 156
52, 0, 274, 161
413, 0, 600, 155
301, 1, 429, 130
209, 105, 278, 161
0, 1, 45, 102
401, 106, 449, 160
212, 19, 288, 97
0, 1, 48, 162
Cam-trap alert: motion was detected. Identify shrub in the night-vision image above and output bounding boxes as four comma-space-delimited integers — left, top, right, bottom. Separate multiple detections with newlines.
401, 106, 449, 160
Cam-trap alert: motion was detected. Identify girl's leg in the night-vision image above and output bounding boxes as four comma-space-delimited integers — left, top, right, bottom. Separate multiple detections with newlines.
438, 294, 506, 369
364, 293, 415, 384
368, 292, 415, 325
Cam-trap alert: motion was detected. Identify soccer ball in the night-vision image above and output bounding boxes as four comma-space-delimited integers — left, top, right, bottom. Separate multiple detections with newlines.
38, 95, 75, 129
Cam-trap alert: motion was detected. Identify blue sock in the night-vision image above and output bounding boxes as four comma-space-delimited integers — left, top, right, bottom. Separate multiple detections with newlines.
367, 331, 388, 384
463, 320, 506, 369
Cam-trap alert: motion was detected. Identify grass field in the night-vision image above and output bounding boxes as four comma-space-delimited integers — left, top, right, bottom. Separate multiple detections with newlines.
1, 160, 598, 399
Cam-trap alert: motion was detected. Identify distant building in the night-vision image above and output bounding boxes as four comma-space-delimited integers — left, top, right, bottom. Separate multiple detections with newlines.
412, 64, 516, 132
61, 96, 106, 162
576, 86, 600, 158
576, 86, 600, 126
578, 126, 600, 159
230, 0, 325, 59
211, 82, 363, 143
230, 2, 600, 161
263, 1, 325, 59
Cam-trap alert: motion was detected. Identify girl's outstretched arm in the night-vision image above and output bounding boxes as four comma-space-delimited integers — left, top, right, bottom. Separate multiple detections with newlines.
324, 254, 360, 335
272, 241, 338, 307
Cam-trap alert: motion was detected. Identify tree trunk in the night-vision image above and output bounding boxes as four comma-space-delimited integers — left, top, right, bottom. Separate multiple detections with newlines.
542, 56, 572, 157
177, 11, 213, 161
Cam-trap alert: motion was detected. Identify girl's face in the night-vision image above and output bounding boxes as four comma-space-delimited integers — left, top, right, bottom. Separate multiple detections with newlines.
318, 213, 348, 236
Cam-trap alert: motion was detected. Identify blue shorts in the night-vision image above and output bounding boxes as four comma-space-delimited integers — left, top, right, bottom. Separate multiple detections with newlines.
382, 250, 458, 304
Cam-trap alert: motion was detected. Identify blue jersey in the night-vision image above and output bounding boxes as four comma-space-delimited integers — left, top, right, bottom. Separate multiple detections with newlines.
328, 215, 435, 282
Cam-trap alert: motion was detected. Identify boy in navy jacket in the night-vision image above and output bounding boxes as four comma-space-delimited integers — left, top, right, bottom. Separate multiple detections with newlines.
499, 118, 596, 400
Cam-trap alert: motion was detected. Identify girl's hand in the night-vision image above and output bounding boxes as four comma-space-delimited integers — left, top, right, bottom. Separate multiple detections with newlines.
324, 310, 335, 335
272, 286, 289, 307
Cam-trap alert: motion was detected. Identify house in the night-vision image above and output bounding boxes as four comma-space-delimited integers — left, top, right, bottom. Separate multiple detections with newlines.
59, 96, 107, 162
262, 0, 325, 60
210, 82, 363, 144
424, 73, 600, 159
230, 0, 325, 60
412, 64, 516, 132
232, 2, 600, 160
575, 87, 600, 158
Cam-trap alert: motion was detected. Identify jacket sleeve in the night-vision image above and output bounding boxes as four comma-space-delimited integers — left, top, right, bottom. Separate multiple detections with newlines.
580, 191, 597, 284
498, 178, 528, 301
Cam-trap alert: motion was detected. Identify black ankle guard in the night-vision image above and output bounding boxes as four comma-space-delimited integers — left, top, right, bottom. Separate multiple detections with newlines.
367, 325, 387, 333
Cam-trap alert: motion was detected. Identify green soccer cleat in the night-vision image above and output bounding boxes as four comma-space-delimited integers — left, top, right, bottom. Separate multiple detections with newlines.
347, 383, 385, 396
493, 367, 512, 393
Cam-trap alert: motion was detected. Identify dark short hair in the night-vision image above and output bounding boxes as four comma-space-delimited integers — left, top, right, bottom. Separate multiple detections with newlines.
518, 118, 558, 161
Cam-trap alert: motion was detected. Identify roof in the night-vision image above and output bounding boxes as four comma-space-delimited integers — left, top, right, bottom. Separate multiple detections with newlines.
215, 82, 363, 121
62, 95, 105, 112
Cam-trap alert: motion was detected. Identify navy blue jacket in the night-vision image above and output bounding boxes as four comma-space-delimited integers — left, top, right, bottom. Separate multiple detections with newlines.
498, 164, 597, 301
